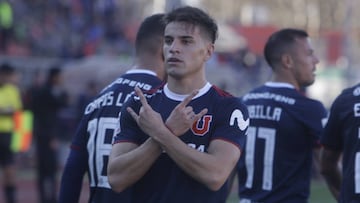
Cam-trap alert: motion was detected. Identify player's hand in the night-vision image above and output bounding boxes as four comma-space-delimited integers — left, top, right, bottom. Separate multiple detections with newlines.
165, 90, 208, 136
127, 87, 165, 136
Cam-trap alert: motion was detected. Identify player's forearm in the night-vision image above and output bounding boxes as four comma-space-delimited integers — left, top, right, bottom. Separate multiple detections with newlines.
152, 128, 238, 191
59, 149, 86, 203
108, 138, 162, 192
59, 166, 83, 203
320, 148, 342, 200
320, 160, 341, 200
321, 168, 341, 200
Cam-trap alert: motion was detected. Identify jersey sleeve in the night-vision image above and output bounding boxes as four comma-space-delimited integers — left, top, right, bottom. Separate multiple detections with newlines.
292, 97, 328, 147
320, 94, 344, 151
59, 147, 87, 203
306, 100, 328, 146
59, 116, 89, 203
70, 115, 91, 148
212, 97, 249, 150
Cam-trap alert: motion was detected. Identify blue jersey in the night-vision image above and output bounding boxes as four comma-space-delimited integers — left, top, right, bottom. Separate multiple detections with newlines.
114, 82, 249, 203
320, 83, 360, 203
237, 82, 327, 203
59, 69, 163, 203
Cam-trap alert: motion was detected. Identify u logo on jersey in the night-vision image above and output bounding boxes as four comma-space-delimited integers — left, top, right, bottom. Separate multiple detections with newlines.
191, 115, 212, 136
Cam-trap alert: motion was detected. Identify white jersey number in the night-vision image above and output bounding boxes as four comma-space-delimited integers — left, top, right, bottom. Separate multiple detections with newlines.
87, 117, 118, 189
245, 126, 276, 191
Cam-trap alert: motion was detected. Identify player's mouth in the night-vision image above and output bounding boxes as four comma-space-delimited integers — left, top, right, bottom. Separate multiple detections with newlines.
167, 57, 182, 64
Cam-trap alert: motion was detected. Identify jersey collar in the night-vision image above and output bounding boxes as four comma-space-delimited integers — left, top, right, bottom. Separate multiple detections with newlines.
164, 82, 212, 101
265, 82, 295, 89
126, 69, 157, 76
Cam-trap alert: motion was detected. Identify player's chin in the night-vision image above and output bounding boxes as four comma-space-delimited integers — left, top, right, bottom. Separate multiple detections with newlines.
167, 67, 183, 77
303, 79, 315, 87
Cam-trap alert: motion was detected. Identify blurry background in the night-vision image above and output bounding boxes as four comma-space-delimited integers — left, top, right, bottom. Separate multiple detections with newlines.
1, 0, 359, 105
0, 0, 359, 202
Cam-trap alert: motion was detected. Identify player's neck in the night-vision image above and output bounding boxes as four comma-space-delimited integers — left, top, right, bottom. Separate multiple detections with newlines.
134, 57, 164, 79
167, 76, 207, 95
271, 74, 300, 91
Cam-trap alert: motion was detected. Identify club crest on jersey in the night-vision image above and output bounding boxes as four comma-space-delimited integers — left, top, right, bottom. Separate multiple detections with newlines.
230, 109, 249, 131
191, 115, 212, 136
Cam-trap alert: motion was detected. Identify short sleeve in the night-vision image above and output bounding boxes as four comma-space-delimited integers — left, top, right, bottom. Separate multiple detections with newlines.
212, 97, 249, 150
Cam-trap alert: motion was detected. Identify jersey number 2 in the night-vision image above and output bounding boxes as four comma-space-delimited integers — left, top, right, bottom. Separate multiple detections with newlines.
245, 126, 276, 191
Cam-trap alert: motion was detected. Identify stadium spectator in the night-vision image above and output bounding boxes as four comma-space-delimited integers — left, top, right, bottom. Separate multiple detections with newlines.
31, 66, 68, 203
0, 0, 13, 52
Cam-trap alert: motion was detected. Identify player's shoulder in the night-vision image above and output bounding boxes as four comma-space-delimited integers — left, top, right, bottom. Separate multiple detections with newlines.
211, 85, 234, 98
241, 84, 297, 105
302, 95, 325, 108
330, 83, 360, 109
211, 85, 239, 102
210, 85, 248, 110
338, 83, 360, 100
101, 71, 162, 92
131, 83, 164, 105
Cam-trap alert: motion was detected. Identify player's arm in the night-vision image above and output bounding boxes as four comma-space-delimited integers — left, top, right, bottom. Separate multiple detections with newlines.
58, 119, 90, 203
320, 147, 342, 200
312, 146, 321, 178
127, 87, 240, 191
108, 87, 207, 192
157, 132, 240, 191
108, 89, 167, 192
59, 146, 88, 203
157, 92, 242, 191
107, 137, 162, 192
225, 166, 238, 198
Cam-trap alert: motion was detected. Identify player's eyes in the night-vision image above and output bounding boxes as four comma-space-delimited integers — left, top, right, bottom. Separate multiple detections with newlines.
164, 38, 173, 45
182, 39, 192, 45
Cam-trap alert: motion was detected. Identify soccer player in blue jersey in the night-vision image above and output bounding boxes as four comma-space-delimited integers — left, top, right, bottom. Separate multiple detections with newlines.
235, 28, 328, 203
58, 13, 166, 203
320, 83, 360, 203
107, 6, 249, 203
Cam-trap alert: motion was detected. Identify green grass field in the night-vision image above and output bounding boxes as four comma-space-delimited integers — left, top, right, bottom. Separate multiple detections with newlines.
226, 179, 336, 203
309, 180, 336, 203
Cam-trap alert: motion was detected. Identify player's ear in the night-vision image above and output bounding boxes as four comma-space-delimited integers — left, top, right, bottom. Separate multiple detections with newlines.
204, 43, 214, 62
281, 54, 293, 69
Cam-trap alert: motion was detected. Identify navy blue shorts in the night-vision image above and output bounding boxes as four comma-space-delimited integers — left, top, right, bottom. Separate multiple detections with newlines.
0, 132, 14, 167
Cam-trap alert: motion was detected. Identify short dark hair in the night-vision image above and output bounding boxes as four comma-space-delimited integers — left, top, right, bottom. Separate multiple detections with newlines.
164, 6, 218, 43
46, 66, 62, 84
135, 13, 166, 56
264, 28, 309, 68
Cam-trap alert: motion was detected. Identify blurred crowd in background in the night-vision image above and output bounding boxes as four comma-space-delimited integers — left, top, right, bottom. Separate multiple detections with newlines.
0, 0, 134, 58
